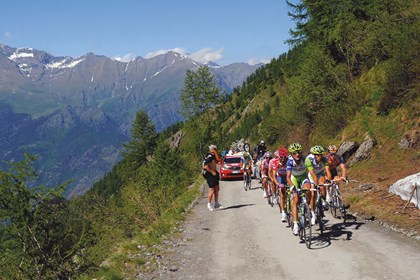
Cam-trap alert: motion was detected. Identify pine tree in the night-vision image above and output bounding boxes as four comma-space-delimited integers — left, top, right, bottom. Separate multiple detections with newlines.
123, 110, 157, 170
180, 65, 223, 119
0, 154, 83, 279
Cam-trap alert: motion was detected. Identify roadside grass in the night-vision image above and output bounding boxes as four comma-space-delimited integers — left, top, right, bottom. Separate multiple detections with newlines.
339, 105, 420, 236
79, 180, 202, 279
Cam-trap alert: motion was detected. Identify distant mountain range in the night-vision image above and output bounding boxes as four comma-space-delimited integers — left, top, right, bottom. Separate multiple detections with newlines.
0, 43, 262, 196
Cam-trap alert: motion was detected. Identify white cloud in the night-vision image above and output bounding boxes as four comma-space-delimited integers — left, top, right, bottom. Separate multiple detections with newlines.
113, 53, 136, 62
144, 47, 224, 64
189, 48, 224, 64
4, 31, 13, 38
247, 58, 270, 65
145, 48, 187, 58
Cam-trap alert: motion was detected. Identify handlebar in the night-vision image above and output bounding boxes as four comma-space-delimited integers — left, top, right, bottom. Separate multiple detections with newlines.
313, 177, 349, 189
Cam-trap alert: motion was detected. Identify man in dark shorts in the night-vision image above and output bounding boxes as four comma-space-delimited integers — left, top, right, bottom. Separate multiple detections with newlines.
203, 144, 223, 211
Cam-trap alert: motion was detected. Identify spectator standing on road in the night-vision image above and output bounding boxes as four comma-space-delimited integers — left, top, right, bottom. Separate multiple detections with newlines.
203, 144, 223, 211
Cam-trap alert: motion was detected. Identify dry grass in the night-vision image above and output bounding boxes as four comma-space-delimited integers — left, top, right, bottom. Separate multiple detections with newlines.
343, 147, 420, 235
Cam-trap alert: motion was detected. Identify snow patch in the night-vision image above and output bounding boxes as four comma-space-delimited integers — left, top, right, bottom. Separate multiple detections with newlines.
46, 58, 85, 69
9, 51, 34, 60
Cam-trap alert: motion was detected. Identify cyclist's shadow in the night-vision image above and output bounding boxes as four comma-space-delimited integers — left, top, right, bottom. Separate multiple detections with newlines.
309, 214, 365, 249
221, 203, 255, 210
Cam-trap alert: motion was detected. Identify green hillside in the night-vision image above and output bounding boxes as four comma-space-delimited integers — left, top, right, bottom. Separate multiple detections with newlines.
0, 1, 418, 279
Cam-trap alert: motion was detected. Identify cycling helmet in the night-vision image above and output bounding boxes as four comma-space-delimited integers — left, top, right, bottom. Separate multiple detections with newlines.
273, 151, 279, 157
310, 145, 325, 155
260, 140, 265, 144
288, 143, 302, 153
327, 145, 338, 152
243, 152, 249, 158
277, 147, 289, 157
264, 151, 272, 158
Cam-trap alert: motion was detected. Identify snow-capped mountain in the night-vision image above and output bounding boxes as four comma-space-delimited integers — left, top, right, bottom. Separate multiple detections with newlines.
0, 43, 262, 196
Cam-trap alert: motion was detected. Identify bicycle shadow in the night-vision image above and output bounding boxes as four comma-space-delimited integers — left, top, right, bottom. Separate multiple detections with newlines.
221, 204, 255, 210
308, 215, 365, 249
248, 181, 263, 191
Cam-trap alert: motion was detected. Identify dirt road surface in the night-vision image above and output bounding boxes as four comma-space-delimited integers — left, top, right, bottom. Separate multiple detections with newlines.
150, 179, 420, 280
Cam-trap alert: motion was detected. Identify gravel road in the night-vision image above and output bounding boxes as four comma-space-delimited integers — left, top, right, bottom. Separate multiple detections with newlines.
147, 179, 420, 280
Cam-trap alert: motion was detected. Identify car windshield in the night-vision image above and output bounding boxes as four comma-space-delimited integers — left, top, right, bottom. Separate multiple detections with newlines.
224, 157, 242, 164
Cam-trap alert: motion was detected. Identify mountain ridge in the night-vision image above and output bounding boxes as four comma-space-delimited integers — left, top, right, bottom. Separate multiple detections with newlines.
0, 42, 262, 196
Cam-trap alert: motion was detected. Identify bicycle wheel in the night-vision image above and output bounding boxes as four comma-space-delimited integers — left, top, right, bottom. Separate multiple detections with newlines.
266, 182, 273, 206
330, 189, 338, 218
316, 199, 324, 234
286, 197, 293, 228
336, 189, 347, 222
302, 203, 312, 248
247, 175, 252, 190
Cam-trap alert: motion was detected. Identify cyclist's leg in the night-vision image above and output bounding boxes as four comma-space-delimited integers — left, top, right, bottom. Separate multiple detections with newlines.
262, 175, 268, 197
291, 175, 300, 223
318, 173, 327, 200
271, 178, 276, 197
278, 176, 286, 212
302, 178, 314, 212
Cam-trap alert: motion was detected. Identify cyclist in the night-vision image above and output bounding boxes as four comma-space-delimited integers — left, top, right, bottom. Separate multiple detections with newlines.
326, 144, 348, 206
242, 151, 253, 180
269, 147, 289, 222
326, 145, 347, 181
260, 151, 272, 198
268, 151, 279, 203
286, 143, 312, 235
305, 145, 332, 211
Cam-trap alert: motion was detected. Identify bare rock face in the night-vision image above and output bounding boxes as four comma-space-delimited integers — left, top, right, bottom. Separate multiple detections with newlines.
400, 129, 419, 149
348, 135, 377, 166
337, 141, 359, 162
169, 130, 184, 149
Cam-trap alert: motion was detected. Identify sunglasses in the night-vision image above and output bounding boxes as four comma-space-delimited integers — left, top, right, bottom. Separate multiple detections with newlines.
292, 151, 302, 155
315, 154, 323, 157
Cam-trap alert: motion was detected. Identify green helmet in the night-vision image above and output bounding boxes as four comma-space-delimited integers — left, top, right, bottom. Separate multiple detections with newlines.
288, 143, 302, 153
310, 145, 325, 155
243, 152, 249, 157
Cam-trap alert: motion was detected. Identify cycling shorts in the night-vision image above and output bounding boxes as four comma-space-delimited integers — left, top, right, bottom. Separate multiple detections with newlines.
330, 168, 338, 178
291, 174, 310, 189
308, 171, 326, 184
277, 175, 287, 187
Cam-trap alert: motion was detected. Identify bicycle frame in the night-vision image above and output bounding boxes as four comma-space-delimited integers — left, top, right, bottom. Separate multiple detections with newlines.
295, 188, 312, 248
329, 179, 348, 221
284, 186, 293, 227
311, 184, 325, 234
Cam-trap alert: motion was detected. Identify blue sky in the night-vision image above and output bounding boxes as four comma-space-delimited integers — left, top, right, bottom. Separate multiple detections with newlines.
0, 0, 296, 66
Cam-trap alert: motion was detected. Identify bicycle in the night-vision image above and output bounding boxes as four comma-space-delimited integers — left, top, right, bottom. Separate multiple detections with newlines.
329, 178, 349, 222
266, 179, 275, 207
243, 170, 251, 191
283, 185, 293, 228
311, 184, 325, 235
295, 188, 312, 249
